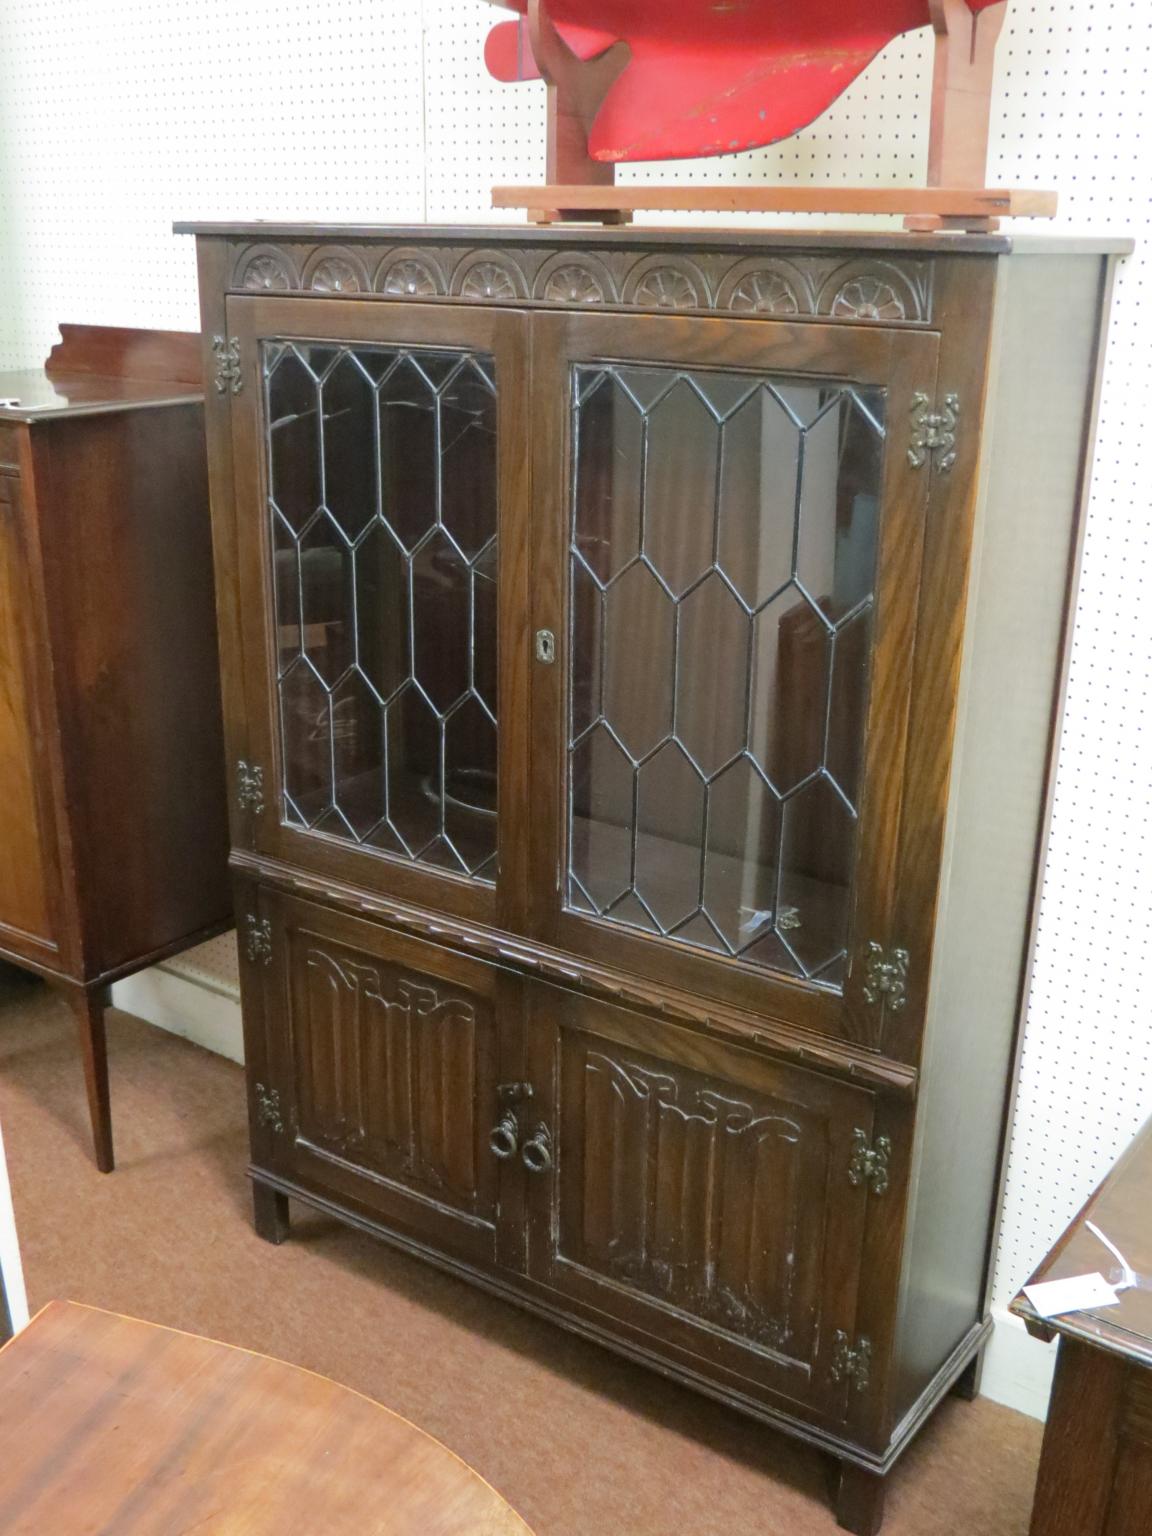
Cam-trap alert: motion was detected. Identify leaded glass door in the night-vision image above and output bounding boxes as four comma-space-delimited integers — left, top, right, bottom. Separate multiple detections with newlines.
530, 312, 939, 1045
228, 297, 531, 931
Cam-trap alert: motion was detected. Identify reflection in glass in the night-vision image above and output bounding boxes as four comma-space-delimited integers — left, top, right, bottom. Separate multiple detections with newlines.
567, 364, 885, 990
265, 341, 499, 882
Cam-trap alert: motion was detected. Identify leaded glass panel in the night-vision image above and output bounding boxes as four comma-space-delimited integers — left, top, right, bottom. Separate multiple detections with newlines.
567, 364, 885, 991
264, 340, 498, 882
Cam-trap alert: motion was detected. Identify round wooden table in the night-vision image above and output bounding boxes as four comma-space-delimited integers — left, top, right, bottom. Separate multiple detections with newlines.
0, 1300, 534, 1534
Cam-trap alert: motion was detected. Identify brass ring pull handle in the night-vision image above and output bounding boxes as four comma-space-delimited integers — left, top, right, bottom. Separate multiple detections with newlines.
521, 1123, 553, 1174
489, 1111, 520, 1161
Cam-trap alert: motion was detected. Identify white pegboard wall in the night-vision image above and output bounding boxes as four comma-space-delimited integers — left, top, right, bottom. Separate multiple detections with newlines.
161, 932, 241, 1000
0, 0, 1149, 1407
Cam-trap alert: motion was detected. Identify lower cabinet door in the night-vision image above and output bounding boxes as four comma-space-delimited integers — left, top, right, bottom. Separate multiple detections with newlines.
524, 983, 876, 1418
249, 890, 524, 1269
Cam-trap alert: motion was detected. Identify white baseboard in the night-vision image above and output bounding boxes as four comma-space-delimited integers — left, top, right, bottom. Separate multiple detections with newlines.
0, 1111, 29, 1332
980, 1306, 1056, 1421
111, 965, 245, 1066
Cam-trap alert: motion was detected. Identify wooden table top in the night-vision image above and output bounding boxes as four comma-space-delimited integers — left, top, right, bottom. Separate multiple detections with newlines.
1011, 1113, 1152, 1366
0, 1301, 533, 1535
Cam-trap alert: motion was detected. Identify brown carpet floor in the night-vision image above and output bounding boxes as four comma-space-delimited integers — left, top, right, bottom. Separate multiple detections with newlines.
0, 966, 1042, 1534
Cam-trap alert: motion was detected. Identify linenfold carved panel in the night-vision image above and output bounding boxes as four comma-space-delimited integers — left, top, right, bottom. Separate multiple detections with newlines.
292, 940, 493, 1215
228, 242, 933, 324
559, 1040, 831, 1362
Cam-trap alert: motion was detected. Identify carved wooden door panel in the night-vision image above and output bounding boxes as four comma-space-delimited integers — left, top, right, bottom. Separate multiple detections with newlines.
529, 311, 940, 1049
227, 297, 532, 936
524, 983, 875, 1416
248, 890, 525, 1269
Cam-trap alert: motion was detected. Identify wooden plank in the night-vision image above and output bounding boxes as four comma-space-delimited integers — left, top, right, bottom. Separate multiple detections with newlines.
493, 184, 1059, 218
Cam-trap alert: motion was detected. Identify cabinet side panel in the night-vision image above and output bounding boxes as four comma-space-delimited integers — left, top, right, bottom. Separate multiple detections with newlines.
0, 468, 56, 949
893, 255, 1111, 1419
33, 404, 231, 976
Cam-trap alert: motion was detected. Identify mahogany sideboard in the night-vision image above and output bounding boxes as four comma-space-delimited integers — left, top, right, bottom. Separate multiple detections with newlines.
0, 325, 230, 1172
1012, 1115, 1152, 1535
178, 222, 1130, 1532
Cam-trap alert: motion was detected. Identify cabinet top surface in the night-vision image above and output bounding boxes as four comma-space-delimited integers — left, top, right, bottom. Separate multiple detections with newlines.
173, 221, 1133, 257
0, 369, 201, 423
1011, 1112, 1152, 1364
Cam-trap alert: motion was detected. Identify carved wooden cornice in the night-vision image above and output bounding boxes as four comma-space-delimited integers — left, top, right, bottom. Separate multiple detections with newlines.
227, 238, 935, 325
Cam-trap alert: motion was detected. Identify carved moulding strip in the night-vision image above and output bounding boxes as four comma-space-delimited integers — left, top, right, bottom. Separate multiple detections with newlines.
715, 256, 817, 317
621, 253, 709, 311
226, 241, 933, 324
450, 250, 530, 302
817, 258, 931, 323
374, 248, 448, 298
532, 250, 618, 306
301, 245, 371, 295
234, 243, 300, 292
231, 851, 918, 1098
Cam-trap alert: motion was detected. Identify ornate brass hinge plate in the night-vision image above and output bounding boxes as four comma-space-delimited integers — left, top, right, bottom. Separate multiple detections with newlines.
862, 942, 909, 1012
245, 915, 272, 966
908, 391, 959, 471
254, 1082, 284, 1134
236, 760, 265, 815
212, 334, 243, 395
830, 1331, 872, 1392
848, 1128, 892, 1196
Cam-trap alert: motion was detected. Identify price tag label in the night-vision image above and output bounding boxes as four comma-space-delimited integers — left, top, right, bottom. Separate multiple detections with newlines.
1023, 1272, 1121, 1320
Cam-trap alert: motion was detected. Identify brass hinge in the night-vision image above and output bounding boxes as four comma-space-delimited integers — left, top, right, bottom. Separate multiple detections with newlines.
245, 915, 272, 966
908, 391, 959, 471
861, 941, 909, 1012
236, 760, 265, 815
849, 1128, 892, 1196
830, 1331, 872, 1393
253, 1082, 284, 1134
212, 334, 243, 395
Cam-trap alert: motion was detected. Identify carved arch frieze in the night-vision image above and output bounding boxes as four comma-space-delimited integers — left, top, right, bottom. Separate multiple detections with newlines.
533, 251, 618, 306
817, 258, 931, 323
450, 250, 529, 302
225, 241, 933, 325
374, 248, 448, 298
301, 246, 371, 295
234, 243, 300, 292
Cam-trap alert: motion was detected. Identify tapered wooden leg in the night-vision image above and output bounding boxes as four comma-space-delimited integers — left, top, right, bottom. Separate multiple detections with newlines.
68, 986, 113, 1173
951, 1350, 983, 1401
252, 1182, 290, 1245
834, 1461, 888, 1536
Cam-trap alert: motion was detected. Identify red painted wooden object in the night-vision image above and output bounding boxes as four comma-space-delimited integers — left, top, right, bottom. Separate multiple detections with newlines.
485, 0, 1002, 164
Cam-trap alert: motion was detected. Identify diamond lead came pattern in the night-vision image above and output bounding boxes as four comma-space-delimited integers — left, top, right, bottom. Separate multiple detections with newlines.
567, 363, 886, 992
263, 339, 499, 883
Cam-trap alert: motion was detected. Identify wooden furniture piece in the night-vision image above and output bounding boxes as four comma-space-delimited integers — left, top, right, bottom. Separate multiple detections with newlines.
1011, 1116, 1152, 1536
180, 221, 1129, 1533
0, 325, 230, 1173
484, 0, 1054, 231
0, 1300, 533, 1534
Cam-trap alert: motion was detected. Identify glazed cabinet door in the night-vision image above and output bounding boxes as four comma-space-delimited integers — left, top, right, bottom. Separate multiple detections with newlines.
227, 298, 531, 933
243, 889, 525, 1270
0, 456, 63, 965
530, 312, 939, 1047
523, 984, 875, 1418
